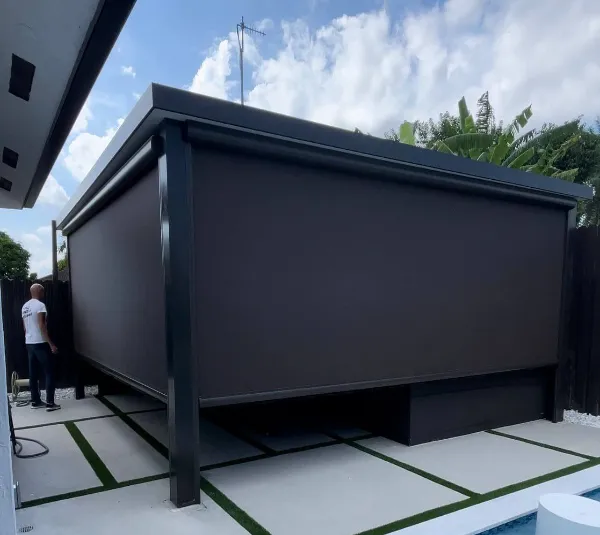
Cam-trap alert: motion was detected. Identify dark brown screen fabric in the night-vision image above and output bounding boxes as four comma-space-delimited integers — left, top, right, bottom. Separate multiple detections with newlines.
192, 147, 567, 403
69, 166, 167, 394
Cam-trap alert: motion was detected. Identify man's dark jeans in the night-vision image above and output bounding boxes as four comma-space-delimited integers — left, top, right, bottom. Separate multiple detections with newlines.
27, 343, 55, 406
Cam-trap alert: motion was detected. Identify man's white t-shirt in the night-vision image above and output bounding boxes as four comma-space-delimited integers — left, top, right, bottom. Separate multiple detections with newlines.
22, 299, 47, 345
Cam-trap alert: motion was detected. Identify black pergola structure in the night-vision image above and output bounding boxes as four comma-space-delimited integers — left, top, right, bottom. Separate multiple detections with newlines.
57, 84, 592, 508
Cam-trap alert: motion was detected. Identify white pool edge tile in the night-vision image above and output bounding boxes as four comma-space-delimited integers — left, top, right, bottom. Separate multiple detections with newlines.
394, 464, 600, 535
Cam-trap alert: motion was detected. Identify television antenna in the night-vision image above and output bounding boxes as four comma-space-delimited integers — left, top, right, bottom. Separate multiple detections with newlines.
236, 16, 265, 106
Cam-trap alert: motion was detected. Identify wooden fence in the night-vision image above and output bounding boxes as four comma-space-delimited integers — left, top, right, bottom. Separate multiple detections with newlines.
0, 279, 74, 389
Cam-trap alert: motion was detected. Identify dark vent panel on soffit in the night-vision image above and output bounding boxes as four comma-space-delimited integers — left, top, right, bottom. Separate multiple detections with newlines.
0, 177, 13, 192
2, 147, 19, 169
8, 54, 36, 101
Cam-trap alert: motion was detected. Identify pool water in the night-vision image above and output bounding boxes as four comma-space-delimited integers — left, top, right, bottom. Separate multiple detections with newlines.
479, 488, 600, 534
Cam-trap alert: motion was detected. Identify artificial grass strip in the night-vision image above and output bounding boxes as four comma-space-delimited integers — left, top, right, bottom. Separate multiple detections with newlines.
355, 498, 472, 535
20, 473, 170, 509
96, 395, 169, 459
487, 429, 596, 460
201, 477, 272, 535
324, 432, 478, 499
15, 413, 120, 431
21, 485, 107, 509
352, 458, 600, 535
201, 454, 271, 472
64, 422, 118, 488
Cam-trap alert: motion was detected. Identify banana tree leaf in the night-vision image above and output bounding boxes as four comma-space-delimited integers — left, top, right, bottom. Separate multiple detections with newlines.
440, 133, 494, 154
552, 168, 579, 182
399, 121, 416, 145
506, 147, 535, 169
458, 97, 476, 134
432, 140, 455, 154
477, 151, 489, 162
503, 105, 533, 141
489, 135, 510, 165
503, 121, 579, 167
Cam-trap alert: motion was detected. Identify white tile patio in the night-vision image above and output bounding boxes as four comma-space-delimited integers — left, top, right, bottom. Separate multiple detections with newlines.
130, 410, 264, 467
359, 432, 585, 494
104, 393, 166, 414
12, 424, 101, 502
497, 419, 600, 458
16, 478, 250, 535
203, 443, 468, 535
11, 397, 113, 429
76, 417, 168, 482
13, 390, 600, 535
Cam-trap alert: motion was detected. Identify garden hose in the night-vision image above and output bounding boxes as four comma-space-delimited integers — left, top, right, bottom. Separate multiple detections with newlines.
8, 373, 51, 459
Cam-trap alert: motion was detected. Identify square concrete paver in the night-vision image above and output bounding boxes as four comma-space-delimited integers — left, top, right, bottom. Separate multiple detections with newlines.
12, 397, 113, 429
130, 410, 264, 467
104, 394, 165, 414
359, 432, 585, 494
13, 424, 101, 502
203, 443, 467, 535
76, 417, 168, 482
16, 478, 249, 535
497, 420, 600, 458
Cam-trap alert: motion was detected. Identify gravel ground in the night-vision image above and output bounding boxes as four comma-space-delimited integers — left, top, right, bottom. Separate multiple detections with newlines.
564, 409, 600, 428
37, 385, 98, 400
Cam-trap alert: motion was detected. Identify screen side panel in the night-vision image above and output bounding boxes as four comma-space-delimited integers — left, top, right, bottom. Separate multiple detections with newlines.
192, 147, 566, 402
70, 166, 167, 395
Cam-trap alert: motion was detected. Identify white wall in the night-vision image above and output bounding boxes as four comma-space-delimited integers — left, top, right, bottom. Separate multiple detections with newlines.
0, 288, 16, 535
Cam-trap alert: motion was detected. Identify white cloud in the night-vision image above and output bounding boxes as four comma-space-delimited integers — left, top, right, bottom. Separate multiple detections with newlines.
37, 225, 52, 236
189, 40, 235, 100
133, 92, 142, 100
121, 65, 136, 77
38, 175, 70, 208
72, 102, 93, 133
63, 119, 124, 181
21, 233, 42, 247
187, 0, 600, 135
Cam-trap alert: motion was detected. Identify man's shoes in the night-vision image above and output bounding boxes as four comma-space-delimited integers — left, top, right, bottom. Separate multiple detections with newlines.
30, 402, 44, 409
46, 404, 61, 412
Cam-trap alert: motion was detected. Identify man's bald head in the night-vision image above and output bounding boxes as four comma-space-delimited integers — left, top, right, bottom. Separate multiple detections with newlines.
30, 283, 44, 299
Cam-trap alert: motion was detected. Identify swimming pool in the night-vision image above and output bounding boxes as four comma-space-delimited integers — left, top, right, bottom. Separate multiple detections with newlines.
480, 488, 600, 534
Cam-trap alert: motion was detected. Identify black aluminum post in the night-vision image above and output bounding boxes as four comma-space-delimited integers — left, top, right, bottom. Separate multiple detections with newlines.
68, 234, 85, 401
51, 220, 58, 283
552, 206, 577, 422
158, 122, 201, 507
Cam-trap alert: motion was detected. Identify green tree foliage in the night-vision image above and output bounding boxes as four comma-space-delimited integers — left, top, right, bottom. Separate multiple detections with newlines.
57, 239, 68, 272
385, 93, 580, 179
0, 231, 31, 280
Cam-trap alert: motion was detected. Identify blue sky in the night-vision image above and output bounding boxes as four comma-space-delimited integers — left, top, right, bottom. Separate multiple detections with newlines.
2, 0, 600, 275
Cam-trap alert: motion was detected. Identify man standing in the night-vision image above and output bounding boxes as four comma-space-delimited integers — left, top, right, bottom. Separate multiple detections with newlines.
21, 284, 60, 411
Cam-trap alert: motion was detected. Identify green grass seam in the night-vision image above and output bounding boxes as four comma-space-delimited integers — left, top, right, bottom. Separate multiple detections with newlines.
96, 395, 169, 459
64, 421, 118, 488
486, 429, 595, 460
352, 458, 599, 535
14, 407, 165, 432
20, 473, 169, 509
327, 432, 477, 498
201, 477, 272, 535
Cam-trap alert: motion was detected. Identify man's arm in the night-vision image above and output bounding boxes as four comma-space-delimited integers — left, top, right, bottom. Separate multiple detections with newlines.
37, 312, 57, 353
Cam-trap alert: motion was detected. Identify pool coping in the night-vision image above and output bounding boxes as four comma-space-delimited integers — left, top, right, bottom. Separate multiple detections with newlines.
393, 464, 600, 534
